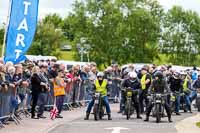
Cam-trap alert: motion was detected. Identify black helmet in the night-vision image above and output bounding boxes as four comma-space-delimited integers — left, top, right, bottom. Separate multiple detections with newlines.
154, 71, 163, 79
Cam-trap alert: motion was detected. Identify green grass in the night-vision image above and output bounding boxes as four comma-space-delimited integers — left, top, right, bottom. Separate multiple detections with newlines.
197, 122, 200, 128
59, 50, 75, 61
0, 45, 76, 61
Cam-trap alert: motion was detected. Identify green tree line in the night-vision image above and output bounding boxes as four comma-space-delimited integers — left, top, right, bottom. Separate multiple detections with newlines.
0, 0, 200, 66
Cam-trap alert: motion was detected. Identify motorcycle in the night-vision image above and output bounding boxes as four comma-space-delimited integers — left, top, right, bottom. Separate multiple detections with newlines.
170, 91, 187, 113
151, 93, 167, 123
93, 92, 106, 121
196, 89, 200, 112
170, 93, 176, 113
124, 88, 139, 120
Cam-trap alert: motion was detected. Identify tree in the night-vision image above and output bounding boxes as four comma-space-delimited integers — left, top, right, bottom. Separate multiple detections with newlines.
27, 21, 65, 58
160, 6, 200, 65
65, 0, 163, 66
0, 27, 4, 45
42, 13, 63, 28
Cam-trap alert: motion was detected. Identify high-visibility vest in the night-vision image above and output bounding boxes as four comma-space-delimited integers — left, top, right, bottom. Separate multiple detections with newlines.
183, 77, 189, 92
95, 79, 107, 96
141, 74, 147, 90
53, 78, 65, 97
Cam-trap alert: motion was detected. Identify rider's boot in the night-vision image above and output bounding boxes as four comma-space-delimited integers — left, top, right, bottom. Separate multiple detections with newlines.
176, 112, 181, 115
84, 113, 90, 120
188, 106, 193, 113
108, 113, 112, 120
168, 116, 173, 123
144, 115, 149, 122
137, 113, 142, 119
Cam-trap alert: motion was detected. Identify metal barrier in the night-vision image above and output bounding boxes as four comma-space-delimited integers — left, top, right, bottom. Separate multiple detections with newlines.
0, 77, 120, 128
0, 87, 12, 127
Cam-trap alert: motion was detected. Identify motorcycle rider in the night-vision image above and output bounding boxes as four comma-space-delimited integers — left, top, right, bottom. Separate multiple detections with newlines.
191, 74, 200, 102
168, 71, 182, 115
139, 67, 152, 114
181, 72, 192, 113
192, 66, 198, 81
144, 71, 172, 122
84, 72, 112, 120
121, 72, 142, 119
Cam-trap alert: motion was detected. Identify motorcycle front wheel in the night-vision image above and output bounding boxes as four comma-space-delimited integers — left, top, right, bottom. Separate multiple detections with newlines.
93, 104, 99, 121
125, 100, 131, 120
156, 104, 161, 123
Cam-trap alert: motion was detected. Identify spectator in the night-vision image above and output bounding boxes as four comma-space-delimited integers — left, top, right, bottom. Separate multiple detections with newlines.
53, 70, 66, 118
37, 63, 49, 118
30, 66, 47, 119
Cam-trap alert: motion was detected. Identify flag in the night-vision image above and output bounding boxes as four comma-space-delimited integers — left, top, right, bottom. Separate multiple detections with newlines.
50, 105, 58, 120
4, 0, 39, 64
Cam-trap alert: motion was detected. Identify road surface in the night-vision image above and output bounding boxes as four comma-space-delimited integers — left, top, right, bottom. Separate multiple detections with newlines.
48, 104, 196, 133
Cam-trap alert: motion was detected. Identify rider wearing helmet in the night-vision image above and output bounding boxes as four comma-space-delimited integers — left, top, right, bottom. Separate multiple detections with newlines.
144, 71, 172, 122
121, 72, 142, 119
168, 71, 183, 115
84, 72, 112, 120
181, 71, 192, 113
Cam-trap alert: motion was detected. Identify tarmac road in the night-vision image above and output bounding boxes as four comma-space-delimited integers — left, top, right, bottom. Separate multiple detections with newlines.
49, 104, 196, 133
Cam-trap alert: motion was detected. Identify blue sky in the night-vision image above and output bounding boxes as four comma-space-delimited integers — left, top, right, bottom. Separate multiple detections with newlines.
0, 0, 200, 24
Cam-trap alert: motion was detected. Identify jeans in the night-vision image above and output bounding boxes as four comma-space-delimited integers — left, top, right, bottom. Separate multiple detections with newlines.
175, 95, 180, 113
56, 95, 65, 114
37, 93, 47, 116
184, 94, 191, 111
31, 94, 38, 117
119, 90, 125, 112
190, 90, 197, 102
86, 96, 111, 114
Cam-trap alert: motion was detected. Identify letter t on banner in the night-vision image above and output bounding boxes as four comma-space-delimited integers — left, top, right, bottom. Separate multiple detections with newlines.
4, 0, 39, 64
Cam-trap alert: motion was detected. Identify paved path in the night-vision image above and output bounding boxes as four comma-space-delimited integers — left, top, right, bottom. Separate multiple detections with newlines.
49, 104, 196, 133
0, 104, 199, 133
176, 113, 200, 133
0, 107, 85, 133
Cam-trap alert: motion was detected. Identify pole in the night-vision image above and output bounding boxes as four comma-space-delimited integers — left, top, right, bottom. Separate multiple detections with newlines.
80, 47, 84, 62
87, 52, 90, 62
2, 0, 12, 58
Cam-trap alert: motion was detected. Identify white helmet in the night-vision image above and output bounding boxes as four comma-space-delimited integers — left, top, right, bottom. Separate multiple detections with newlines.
97, 72, 104, 77
128, 72, 137, 78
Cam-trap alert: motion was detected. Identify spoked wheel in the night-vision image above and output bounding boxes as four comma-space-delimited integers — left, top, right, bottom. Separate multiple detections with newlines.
125, 101, 131, 120
93, 104, 99, 121
156, 104, 161, 123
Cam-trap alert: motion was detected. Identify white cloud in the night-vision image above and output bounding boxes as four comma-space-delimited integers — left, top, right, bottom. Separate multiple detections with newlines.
0, 0, 74, 24
159, 0, 200, 13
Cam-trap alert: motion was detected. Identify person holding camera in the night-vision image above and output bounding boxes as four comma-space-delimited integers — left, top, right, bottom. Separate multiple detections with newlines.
30, 66, 48, 119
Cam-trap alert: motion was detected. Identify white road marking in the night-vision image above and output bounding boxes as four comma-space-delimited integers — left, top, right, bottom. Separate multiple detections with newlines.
104, 127, 129, 133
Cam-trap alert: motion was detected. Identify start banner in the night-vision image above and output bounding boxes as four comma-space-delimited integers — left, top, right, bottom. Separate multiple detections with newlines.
4, 0, 39, 64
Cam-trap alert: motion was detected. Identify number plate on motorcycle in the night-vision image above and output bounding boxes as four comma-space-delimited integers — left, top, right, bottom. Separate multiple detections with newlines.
127, 92, 132, 96
155, 100, 161, 103
171, 96, 175, 101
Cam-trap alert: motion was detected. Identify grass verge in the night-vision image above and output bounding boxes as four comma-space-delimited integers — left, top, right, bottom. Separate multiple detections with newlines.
196, 122, 200, 128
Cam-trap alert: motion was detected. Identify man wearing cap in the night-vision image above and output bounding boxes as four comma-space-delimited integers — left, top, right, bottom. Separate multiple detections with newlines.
139, 67, 152, 114
168, 72, 183, 115
37, 62, 50, 118
181, 72, 192, 113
